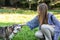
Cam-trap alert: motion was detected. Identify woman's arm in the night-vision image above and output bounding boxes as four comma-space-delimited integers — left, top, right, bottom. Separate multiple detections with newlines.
27, 16, 39, 30
22, 16, 39, 30
52, 15, 60, 27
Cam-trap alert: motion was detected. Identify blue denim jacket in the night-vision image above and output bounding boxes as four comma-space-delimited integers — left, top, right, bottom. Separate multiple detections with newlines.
27, 12, 60, 40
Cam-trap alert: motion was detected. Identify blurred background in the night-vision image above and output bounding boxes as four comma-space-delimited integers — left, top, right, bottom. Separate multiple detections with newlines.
0, 0, 60, 40
0, 0, 60, 10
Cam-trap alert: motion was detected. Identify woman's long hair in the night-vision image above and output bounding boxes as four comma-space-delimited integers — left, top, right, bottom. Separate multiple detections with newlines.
37, 3, 48, 25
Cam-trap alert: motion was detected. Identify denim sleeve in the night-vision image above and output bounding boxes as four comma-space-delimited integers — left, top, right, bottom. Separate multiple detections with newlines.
54, 32, 60, 40
52, 15, 60, 32
52, 15, 60, 27
26, 16, 39, 30
52, 15, 60, 40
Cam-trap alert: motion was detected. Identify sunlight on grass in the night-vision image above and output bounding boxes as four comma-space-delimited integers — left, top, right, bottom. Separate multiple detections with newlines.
0, 14, 60, 24
55, 14, 60, 20
0, 14, 37, 24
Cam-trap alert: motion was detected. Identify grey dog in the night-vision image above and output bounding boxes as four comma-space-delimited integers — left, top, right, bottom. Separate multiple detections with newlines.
0, 24, 22, 40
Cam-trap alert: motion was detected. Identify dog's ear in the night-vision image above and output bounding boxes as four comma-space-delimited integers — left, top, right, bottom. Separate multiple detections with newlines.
7, 26, 14, 33
5, 27, 7, 29
10, 26, 14, 31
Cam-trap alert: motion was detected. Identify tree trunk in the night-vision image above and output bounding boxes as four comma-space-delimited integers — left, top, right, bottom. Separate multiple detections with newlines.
29, 1, 31, 9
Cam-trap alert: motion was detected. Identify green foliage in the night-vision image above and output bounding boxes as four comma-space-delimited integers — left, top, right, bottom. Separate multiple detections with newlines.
58, 36, 60, 40
12, 26, 38, 40
30, 0, 38, 4
19, 0, 27, 3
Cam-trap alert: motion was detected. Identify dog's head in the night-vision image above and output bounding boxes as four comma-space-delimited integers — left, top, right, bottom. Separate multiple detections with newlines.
13, 24, 22, 30
0, 24, 22, 40
6, 24, 22, 35
12, 24, 22, 33
7, 24, 22, 39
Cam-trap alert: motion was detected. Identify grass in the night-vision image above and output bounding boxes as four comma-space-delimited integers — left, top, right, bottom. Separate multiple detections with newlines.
0, 8, 37, 14
0, 7, 60, 14
0, 8, 60, 40
0, 14, 36, 24
12, 26, 38, 40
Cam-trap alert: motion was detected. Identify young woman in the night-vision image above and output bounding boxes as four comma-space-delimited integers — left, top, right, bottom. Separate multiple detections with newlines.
22, 3, 60, 40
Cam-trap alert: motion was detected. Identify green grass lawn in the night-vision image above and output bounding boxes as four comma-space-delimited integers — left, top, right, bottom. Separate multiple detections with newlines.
0, 7, 60, 14
0, 8, 60, 40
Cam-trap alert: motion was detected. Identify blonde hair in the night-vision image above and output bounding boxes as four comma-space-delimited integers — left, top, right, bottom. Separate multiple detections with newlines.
38, 3, 48, 25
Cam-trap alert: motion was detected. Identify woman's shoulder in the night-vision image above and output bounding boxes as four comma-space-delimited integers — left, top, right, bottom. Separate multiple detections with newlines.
48, 12, 54, 16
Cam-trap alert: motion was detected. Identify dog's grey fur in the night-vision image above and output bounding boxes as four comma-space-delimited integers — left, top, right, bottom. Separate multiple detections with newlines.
0, 24, 22, 40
